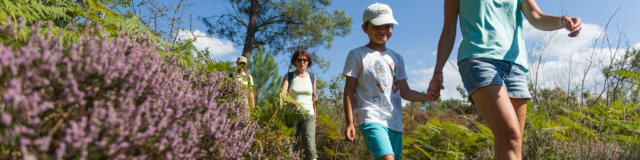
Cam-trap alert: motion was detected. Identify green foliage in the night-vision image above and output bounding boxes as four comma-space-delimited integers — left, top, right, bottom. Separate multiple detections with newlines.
404, 117, 492, 160
313, 76, 372, 159
202, 0, 352, 59
249, 91, 312, 159
0, 0, 159, 49
611, 49, 640, 102
248, 45, 282, 103
523, 95, 640, 159
603, 49, 640, 103
0, 0, 73, 24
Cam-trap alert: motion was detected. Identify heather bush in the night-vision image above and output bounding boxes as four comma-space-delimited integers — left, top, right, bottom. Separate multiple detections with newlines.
0, 21, 255, 159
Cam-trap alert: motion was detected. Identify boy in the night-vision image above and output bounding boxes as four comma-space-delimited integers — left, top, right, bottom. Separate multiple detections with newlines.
342, 3, 436, 160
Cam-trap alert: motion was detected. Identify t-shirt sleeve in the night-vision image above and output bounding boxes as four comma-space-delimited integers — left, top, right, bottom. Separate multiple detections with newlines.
342, 50, 362, 78
395, 53, 408, 80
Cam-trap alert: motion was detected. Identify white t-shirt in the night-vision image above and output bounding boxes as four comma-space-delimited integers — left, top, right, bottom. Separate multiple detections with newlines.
342, 46, 407, 132
288, 73, 314, 115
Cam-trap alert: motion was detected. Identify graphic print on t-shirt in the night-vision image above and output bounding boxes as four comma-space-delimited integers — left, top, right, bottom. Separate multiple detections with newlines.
374, 60, 390, 92
374, 58, 398, 94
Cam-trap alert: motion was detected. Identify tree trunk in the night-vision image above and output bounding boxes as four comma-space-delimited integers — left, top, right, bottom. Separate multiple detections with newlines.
242, 0, 259, 58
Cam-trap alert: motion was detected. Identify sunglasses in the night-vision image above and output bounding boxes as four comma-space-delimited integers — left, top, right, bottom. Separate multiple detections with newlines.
296, 58, 308, 62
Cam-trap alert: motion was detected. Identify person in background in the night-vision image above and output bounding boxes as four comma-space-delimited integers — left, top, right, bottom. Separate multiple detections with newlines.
235, 56, 255, 109
280, 49, 318, 160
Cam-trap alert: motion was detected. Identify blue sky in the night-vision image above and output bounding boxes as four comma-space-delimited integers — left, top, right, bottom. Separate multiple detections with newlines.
160, 0, 640, 99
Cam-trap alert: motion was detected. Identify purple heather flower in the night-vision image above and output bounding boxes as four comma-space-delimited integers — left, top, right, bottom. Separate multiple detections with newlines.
0, 112, 11, 125
0, 20, 256, 159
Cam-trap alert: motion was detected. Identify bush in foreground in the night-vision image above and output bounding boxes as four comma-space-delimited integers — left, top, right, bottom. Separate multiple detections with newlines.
0, 21, 255, 159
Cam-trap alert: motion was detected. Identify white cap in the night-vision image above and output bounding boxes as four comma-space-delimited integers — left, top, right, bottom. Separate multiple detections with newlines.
363, 3, 398, 26
236, 56, 248, 63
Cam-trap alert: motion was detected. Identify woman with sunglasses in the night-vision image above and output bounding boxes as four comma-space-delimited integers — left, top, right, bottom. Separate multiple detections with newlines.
280, 49, 317, 160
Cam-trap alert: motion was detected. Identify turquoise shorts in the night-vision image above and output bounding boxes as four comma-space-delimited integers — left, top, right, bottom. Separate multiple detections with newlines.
359, 123, 402, 160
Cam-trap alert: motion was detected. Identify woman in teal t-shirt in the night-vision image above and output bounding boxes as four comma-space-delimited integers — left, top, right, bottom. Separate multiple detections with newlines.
427, 0, 582, 159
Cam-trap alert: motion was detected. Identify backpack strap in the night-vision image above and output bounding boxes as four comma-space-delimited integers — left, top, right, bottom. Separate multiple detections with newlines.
309, 72, 315, 87
287, 71, 315, 87
287, 72, 295, 86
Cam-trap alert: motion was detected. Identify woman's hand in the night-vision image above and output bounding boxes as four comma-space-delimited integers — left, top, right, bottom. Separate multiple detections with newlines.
427, 72, 444, 99
562, 16, 582, 37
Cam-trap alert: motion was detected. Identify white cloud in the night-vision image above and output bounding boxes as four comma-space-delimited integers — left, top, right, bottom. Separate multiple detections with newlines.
634, 42, 640, 50
176, 30, 237, 56
524, 21, 633, 95
524, 21, 604, 59
407, 60, 463, 100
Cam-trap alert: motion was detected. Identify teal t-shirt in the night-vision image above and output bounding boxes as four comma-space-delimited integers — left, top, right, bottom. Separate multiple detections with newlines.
458, 0, 528, 72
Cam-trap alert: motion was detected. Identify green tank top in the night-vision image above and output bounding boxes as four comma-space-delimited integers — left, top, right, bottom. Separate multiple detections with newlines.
458, 0, 528, 72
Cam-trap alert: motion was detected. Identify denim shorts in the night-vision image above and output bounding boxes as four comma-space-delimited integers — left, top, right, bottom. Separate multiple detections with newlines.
359, 123, 402, 160
458, 58, 532, 100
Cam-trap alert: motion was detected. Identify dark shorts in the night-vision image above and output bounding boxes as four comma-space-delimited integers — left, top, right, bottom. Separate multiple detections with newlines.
458, 58, 532, 101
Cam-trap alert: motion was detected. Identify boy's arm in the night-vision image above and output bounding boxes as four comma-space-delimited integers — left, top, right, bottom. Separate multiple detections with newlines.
399, 79, 436, 102
343, 76, 357, 142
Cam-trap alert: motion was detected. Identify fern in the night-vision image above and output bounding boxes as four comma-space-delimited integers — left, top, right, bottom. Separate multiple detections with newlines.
0, 0, 74, 23
404, 117, 492, 160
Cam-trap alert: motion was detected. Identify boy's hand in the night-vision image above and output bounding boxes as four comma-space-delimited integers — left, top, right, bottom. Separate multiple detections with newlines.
425, 92, 438, 101
345, 124, 356, 142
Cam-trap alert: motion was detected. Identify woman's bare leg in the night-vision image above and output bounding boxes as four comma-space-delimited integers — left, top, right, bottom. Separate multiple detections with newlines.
471, 85, 522, 160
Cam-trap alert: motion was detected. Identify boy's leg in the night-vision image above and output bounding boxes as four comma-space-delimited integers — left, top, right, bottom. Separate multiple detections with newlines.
360, 123, 395, 160
389, 129, 403, 160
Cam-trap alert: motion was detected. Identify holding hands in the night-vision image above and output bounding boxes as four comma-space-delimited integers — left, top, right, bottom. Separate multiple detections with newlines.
427, 72, 444, 100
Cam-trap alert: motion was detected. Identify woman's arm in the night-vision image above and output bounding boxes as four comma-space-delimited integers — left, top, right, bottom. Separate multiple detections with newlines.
279, 74, 289, 96
427, 0, 459, 98
521, 0, 582, 37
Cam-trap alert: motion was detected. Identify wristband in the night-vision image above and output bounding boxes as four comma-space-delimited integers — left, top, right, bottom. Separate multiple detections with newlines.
560, 16, 566, 28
